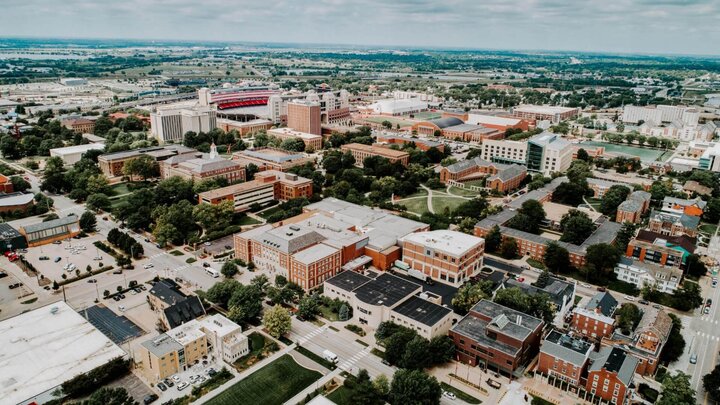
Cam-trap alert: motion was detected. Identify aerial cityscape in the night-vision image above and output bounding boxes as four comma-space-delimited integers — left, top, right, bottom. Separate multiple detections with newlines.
1, 2, 720, 405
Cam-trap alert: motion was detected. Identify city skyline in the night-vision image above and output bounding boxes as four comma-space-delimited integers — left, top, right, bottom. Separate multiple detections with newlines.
1, 0, 720, 56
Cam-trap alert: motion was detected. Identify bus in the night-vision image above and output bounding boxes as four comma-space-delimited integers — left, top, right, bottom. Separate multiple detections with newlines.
206, 268, 219, 278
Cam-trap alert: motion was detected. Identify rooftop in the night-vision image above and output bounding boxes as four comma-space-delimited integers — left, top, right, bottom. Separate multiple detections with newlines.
514, 105, 578, 114
589, 346, 638, 386
426, 117, 464, 129
149, 279, 187, 306
541, 329, 593, 366
291, 242, 339, 265
234, 147, 307, 163
21, 215, 79, 234
402, 230, 484, 257
354, 273, 422, 307
391, 295, 452, 326
504, 277, 575, 310
98, 145, 195, 161
585, 292, 618, 317
341, 143, 410, 159
0, 302, 127, 405
0, 192, 35, 207
141, 333, 183, 357
49, 142, 105, 156
166, 320, 206, 346
199, 314, 242, 338
255, 224, 326, 254
325, 270, 373, 292
466, 113, 523, 127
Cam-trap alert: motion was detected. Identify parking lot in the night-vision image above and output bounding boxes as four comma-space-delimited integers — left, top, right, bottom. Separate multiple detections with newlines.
153, 354, 230, 402
22, 234, 113, 285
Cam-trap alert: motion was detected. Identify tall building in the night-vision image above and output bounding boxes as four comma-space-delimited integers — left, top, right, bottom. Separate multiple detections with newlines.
400, 230, 485, 286
150, 104, 217, 143
510, 105, 579, 124
481, 132, 572, 176
287, 99, 321, 135
267, 89, 350, 124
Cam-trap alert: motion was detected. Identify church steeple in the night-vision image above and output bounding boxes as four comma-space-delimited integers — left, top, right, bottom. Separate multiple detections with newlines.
209, 142, 218, 159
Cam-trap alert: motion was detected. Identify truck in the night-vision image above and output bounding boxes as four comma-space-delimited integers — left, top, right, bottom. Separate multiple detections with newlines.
323, 350, 338, 364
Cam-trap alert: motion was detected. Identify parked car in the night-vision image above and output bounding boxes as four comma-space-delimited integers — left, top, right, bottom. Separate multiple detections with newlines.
163, 378, 174, 387
177, 381, 189, 391
112, 270, 123, 274
442, 391, 457, 400
53, 241, 62, 245
597, 287, 606, 292
652, 304, 662, 309
202, 262, 211, 268
156, 382, 166, 392
87, 279, 97, 283
638, 300, 649, 305
39, 256, 49, 260
54, 256, 62, 262
143, 263, 154, 269
690, 354, 698, 364
623, 296, 635, 301
207, 368, 217, 377
143, 394, 158, 404
204, 242, 212, 246
707, 298, 713, 307
172, 375, 181, 382
704, 307, 710, 315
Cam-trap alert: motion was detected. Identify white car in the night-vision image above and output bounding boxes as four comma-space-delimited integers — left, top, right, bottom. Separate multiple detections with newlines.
624, 296, 635, 302
442, 391, 457, 400
143, 264, 154, 269
177, 381, 189, 391
172, 375, 181, 382
93, 256, 102, 260
204, 242, 212, 246
118, 305, 125, 312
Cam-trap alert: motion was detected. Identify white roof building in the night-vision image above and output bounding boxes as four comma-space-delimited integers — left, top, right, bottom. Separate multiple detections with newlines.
401, 230, 484, 257
49, 143, 106, 165
0, 301, 126, 405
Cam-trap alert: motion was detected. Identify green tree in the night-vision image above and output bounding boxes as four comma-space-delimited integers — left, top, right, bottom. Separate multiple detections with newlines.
583, 243, 621, 283
616, 303, 642, 335
535, 270, 551, 288
221, 261, 238, 278
614, 222, 637, 252
672, 281, 703, 311
576, 148, 589, 161
41, 156, 68, 193
685, 254, 708, 279
704, 364, 720, 401
297, 294, 321, 320
193, 200, 233, 232
599, 185, 630, 216
507, 200, 546, 234
559, 209, 595, 245
484, 225, 502, 253
544, 242, 570, 273
9, 176, 30, 192
205, 279, 241, 307
122, 155, 159, 181
657, 372, 695, 405
661, 313, 686, 364
390, 369, 442, 405
79, 211, 97, 232
452, 280, 494, 314
352, 369, 386, 405
86, 193, 111, 212
75, 387, 136, 405
494, 286, 556, 323
228, 284, 264, 323
500, 237, 518, 259
263, 304, 291, 338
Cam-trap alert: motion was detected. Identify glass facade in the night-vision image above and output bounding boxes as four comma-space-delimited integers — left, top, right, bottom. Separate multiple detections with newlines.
527, 141, 544, 172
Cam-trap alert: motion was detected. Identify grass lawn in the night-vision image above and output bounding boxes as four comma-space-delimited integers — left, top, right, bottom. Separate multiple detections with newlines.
586, 197, 603, 210
109, 194, 130, 209
448, 186, 480, 197
210, 354, 321, 405
326, 386, 354, 405
234, 332, 279, 371
431, 196, 467, 213
169, 250, 184, 256
318, 304, 340, 321
259, 206, 283, 219
235, 215, 262, 226
295, 346, 336, 370
108, 182, 131, 197
526, 258, 546, 270
440, 382, 482, 404
398, 196, 428, 214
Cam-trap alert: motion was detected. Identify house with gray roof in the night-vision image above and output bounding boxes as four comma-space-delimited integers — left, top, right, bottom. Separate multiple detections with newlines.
648, 209, 700, 237
539, 329, 593, 385
439, 157, 527, 193
586, 346, 638, 404
501, 276, 576, 326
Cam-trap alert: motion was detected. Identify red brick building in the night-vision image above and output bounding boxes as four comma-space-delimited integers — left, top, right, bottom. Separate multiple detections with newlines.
340, 143, 410, 167
625, 230, 695, 268
571, 292, 617, 340
0, 174, 14, 193
538, 330, 593, 386
449, 300, 543, 377
62, 117, 95, 134
440, 158, 526, 194
586, 347, 638, 405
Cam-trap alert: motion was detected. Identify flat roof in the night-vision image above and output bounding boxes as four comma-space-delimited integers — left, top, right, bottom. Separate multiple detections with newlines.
354, 273, 422, 307
236, 148, 307, 163
0, 301, 127, 405
391, 295, 452, 326
325, 270, 373, 292
0, 192, 35, 207
402, 230, 484, 257
166, 320, 206, 346
542, 329, 592, 366
21, 215, 79, 234
514, 105, 578, 114
141, 333, 183, 357
291, 243, 339, 265
49, 143, 105, 156
198, 178, 274, 200
341, 143, 410, 159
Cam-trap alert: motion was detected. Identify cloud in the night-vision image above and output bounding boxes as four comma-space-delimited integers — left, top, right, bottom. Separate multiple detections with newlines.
0, 0, 719, 54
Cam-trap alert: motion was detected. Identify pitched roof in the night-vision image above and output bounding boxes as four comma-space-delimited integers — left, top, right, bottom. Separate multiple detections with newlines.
163, 296, 206, 329
585, 292, 618, 317
541, 329, 593, 366
589, 346, 638, 386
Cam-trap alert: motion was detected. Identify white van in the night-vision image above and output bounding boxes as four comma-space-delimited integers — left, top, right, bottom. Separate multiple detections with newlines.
323, 350, 338, 364
206, 268, 219, 278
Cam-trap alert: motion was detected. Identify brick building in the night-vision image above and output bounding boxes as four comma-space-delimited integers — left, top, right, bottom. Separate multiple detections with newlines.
585, 347, 638, 405
0, 174, 13, 193
62, 117, 95, 134
375, 134, 445, 153
216, 118, 273, 137
450, 299, 544, 377
198, 170, 312, 212
538, 330, 593, 386
20, 216, 81, 247
267, 127, 323, 151
510, 105, 579, 124
287, 99, 321, 135
400, 230, 485, 287
340, 143, 410, 167
98, 145, 196, 178
231, 148, 316, 172
159, 144, 245, 183
439, 158, 526, 193
625, 230, 695, 268
571, 292, 617, 340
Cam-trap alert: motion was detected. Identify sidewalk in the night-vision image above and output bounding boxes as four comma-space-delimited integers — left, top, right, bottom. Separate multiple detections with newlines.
429, 361, 503, 404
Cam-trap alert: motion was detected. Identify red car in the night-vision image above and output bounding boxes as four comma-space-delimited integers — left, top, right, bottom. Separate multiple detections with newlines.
517, 277, 525, 282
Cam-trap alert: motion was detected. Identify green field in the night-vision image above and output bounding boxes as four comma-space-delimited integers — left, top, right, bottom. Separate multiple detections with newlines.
432, 196, 467, 213
406, 111, 442, 120
581, 141, 670, 163
398, 196, 428, 214
208, 355, 321, 405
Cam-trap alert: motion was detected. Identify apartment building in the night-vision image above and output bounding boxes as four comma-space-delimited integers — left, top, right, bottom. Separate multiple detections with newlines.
601, 307, 672, 376
510, 105, 579, 124
615, 191, 651, 224
138, 314, 249, 383
614, 257, 682, 293
159, 143, 245, 183
287, 99, 321, 135
648, 209, 700, 237
439, 157, 527, 193
412, 117, 502, 142
98, 145, 197, 178
501, 276, 575, 326
323, 271, 453, 338
216, 117, 273, 137
622, 104, 699, 126
400, 230, 485, 287
267, 89, 350, 124
450, 300, 544, 376
586, 347, 638, 405
698, 142, 720, 172
571, 292, 617, 340
481, 132, 572, 176
465, 113, 531, 133
625, 230, 695, 268
538, 330, 593, 386
340, 143, 410, 167
62, 117, 95, 134
267, 127, 323, 151
232, 148, 316, 172
150, 104, 217, 143
198, 170, 312, 212
148, 279, 206, 329
661, 196, 706, 217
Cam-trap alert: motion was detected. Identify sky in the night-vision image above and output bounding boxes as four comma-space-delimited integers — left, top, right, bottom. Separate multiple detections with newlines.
1, 0, 720, 55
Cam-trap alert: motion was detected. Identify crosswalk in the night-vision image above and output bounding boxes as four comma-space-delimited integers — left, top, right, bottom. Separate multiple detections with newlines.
296, 325, 328, 345
697, 331, 720, 341
338, 349, 369, 372
148, 252, 167, 259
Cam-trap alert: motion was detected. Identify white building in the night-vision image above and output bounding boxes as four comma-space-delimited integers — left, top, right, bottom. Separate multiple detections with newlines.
267, 89, 350, 124
59, 78, 88, 86
614, 258, 683, 293
150, 103, 217, 143
481, 138, 528, 165
623, 105, 700, 126
49, 143, 106, 165
481, 132, 572, 176
366, 99, 428, 116
198, 314, 250, 364
0, 302, 127, 405
400, 230, 485, 286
